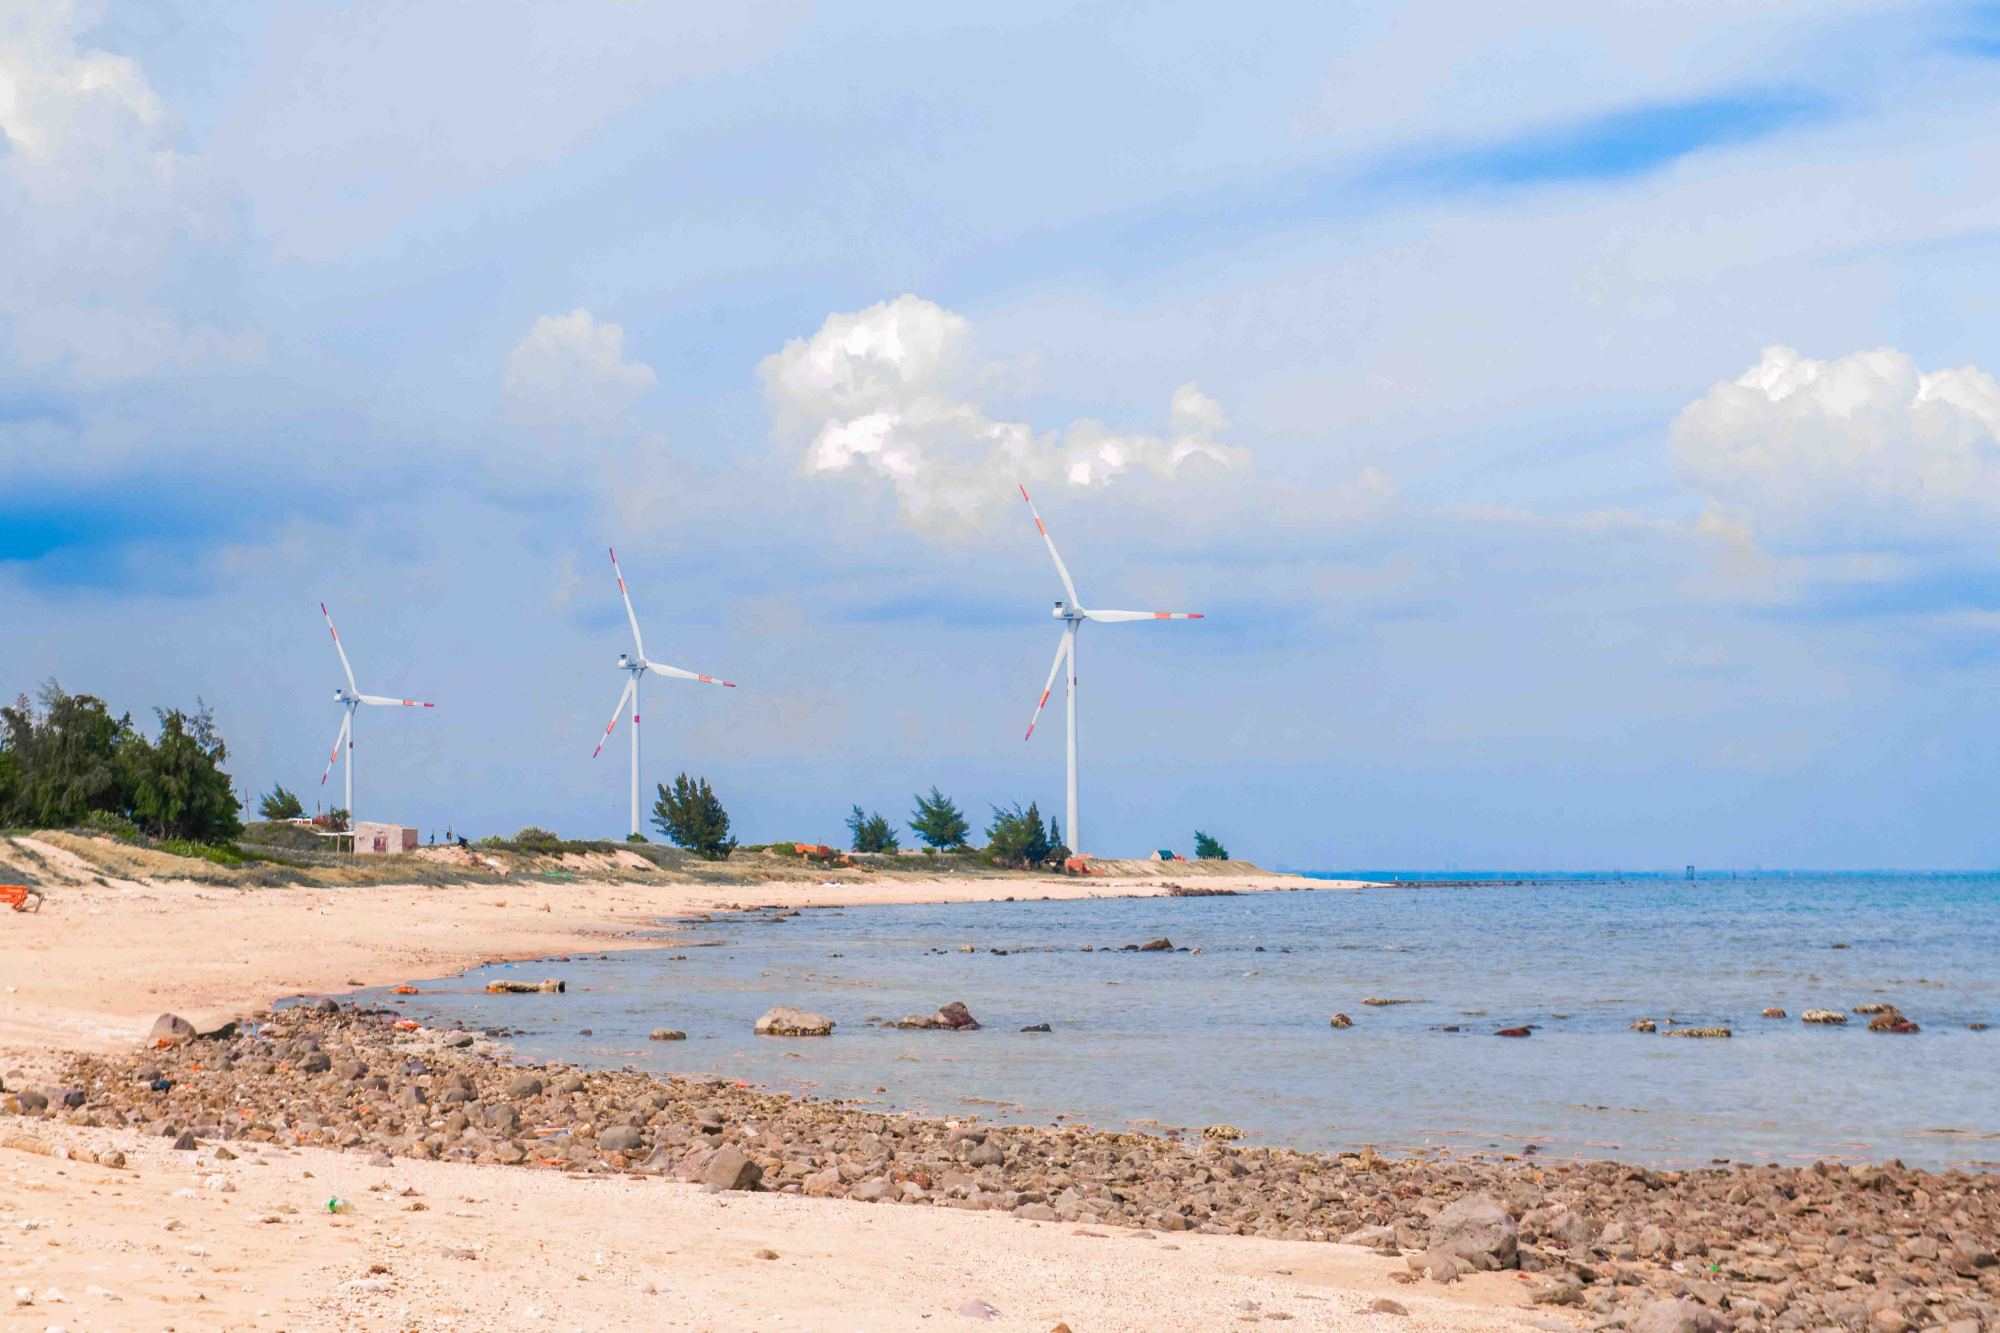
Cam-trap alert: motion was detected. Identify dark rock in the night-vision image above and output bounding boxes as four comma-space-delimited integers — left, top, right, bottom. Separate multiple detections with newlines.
933, 1001, 979, 1030
506, 1075, 544, 1098
1330, 1013, 1354, 1029
1427, 1193, 1518, 1270
299, 1052, 331, 1073
149, 1013, 196, 1047
1019, 1023, 1052, 1033
1137, 938, 1173, 951
703, 1146, 763, 1191
172, 1130, 197, 1150
1495, 1026, 1533, 1038
598, 1125, 644, 1153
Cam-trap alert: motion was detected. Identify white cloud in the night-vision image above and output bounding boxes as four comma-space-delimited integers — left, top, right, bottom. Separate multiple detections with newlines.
503, 309, 657, 429
758, 295, 1248, 533
0, 0, 246, 381
1671, 345, 2000, 552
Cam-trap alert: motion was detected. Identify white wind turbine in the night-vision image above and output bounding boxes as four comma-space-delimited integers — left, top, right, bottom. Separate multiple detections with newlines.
1019, 485, 1203, 857
318, 602, 434, 828
592, 548, 736, 839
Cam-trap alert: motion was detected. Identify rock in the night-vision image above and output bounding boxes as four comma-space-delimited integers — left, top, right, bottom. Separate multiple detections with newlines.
1628, 1297, 1727, 1333
1629, 1018, 1657, 1032
1201, 1124, 1242, 1141
1137, 937, 1173, 951
1361, 997, 1419, 1006
505, 1075, 544, 1098
933, 1001, 979, 1030
1019, 1023, 1052, 1033
1329, 1013, 1354, 1029
298, 1052, 331, 1073
967, 1141, 1004, 1167
850, 1179, 894, 1203
1368, 1299, 1409, 1315
754, 1248, 778, 1260
485, 979, 565, 994
14, 1090, 47, 1115
648, 1029, 686, 1041
171, 1131, 197, 1151
1802, 1008, 1848, 1024
1495, 1026, 1532, 1038
755, 1006, 834, 1037
148, 1014, 196, 1047
702, 1146, 763, 1191
1664, 1027, 1731, 1039
597, 1125, 644, 1153
1761, 1007, 1787, 1018
1427, 1193, 1518, 1270
1868, 1013, 1920, 1033
1853, 1002, 1898, 1015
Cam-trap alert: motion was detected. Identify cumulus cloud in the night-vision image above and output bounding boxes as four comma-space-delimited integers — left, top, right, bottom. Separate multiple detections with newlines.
1671, 345, 2000, 552
758, 295, 1248, 532
503, 309, 657, 429
0, 0, 247, 381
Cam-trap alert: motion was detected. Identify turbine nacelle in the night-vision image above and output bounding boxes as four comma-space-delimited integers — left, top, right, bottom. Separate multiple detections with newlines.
1052, 600, 1080, 621
618, 652, 640, 671
333, 688, 356, 704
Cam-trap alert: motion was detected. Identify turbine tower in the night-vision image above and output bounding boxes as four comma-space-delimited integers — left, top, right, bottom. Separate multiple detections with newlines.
1019, 485, 1203, 857
592, 548, 736, 839
318, 602, 434, 828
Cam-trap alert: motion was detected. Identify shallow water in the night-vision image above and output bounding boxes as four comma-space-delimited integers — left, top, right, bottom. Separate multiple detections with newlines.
371, 873, 2000, 1169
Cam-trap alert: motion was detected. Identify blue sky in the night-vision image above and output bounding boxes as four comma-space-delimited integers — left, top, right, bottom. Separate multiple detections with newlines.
8, 1, 2000, 868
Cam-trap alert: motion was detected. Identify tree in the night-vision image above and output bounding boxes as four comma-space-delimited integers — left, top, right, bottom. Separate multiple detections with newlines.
1194, 830, 1229, 860
652, 773, 736, 859
909, 786, 969, 849
1046, 814, 1071, 866
258, 783, 305, 821
846, 805, 900, 853
125, 702, 244, 843
985, 801, 1052, 868
0, 682, 136, 829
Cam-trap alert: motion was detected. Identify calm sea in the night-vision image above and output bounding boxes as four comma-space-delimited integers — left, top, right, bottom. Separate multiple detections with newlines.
366, 873, 2000, 1169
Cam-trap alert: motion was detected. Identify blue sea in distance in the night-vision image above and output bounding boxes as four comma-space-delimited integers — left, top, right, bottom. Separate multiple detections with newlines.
369, 873, 2000, 1170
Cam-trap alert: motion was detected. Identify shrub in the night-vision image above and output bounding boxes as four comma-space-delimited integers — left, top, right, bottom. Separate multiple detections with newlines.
79, 809, 141, 841
625, 831, 648, 844
513, 825, 565, 853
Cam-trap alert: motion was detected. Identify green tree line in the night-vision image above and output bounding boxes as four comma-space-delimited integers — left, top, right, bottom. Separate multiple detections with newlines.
0, 681, 243, 843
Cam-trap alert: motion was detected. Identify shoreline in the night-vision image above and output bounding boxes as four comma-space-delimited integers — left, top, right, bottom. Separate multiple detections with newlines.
0, 858, 1345, 1057
12, 1004, 1996, 1333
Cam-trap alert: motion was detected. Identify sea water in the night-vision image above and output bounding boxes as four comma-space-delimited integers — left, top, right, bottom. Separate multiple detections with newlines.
367, 873, 2000, 1169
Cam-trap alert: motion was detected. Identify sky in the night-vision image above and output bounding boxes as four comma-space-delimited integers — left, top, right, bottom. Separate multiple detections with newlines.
7, 1, 2000, 870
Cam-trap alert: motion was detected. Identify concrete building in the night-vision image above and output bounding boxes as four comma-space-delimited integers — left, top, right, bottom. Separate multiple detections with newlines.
352, 822, 419, 856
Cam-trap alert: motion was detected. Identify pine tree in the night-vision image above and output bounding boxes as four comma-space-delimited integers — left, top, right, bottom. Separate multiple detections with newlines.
652, 773, 736, 859
258, 783, 305, 821
846, 805, 900, 852
985, 801, 1053, 868
1193, 829, 1229, 860
909, 786, 970, 848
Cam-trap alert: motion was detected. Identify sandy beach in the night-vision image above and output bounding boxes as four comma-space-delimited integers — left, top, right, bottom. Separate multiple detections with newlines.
1, 849, 1550, 1333
5, 847, 1995, 1333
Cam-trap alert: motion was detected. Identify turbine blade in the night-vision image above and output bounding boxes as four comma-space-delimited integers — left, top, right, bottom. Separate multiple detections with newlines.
609, 547, 646, 660
1024, 632, 1071, 740
1018, 484, 1080, 607
320, 602, 357, 692
1082, 609, 1205, 623
357, 694, 435, 707
592, 677, 637, 759
645, 660, 736, 688
320, 713, 351, 786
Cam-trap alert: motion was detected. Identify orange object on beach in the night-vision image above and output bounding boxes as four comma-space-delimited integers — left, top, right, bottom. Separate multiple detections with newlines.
391, 985, 420, 995
1, 885, 43, 912
392, 1019, 419, 1031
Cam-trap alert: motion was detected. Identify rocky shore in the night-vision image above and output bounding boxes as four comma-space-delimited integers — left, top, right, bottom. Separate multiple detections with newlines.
9, 1005, 1998, 1332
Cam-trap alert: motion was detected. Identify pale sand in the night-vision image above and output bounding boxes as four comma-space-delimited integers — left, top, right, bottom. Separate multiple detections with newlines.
0, 862, 1557, 1332
0, 1123, 1544, 1333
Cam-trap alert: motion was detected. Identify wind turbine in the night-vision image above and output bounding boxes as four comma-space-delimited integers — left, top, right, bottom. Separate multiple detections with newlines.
1019, 485, 1203, 857
319, 602, 433, 828
592, 548, 736, 839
